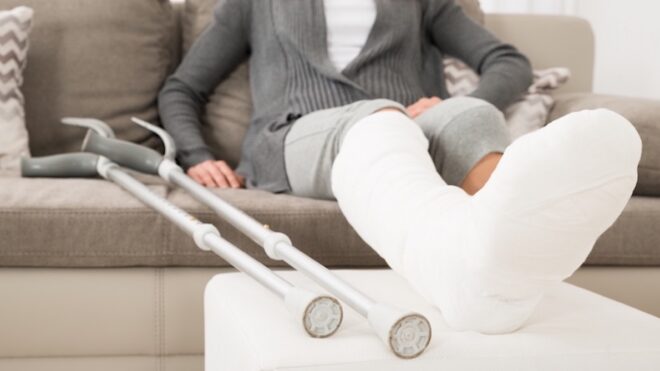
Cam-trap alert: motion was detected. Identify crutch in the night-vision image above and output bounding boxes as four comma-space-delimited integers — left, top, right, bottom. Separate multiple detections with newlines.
80, 116, 432, 359
21, 120, 344, 339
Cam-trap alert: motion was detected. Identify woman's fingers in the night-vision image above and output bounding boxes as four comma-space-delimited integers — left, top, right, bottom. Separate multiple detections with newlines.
406, 100, 424, 117
203, 161, 229, 188
406, 104, 418, 118
199, 170, 218, 187
188, 160, 221, 188
187, 168, 204, 185
406, 97, 443, 118
216, 161, 241, 188
186, 160, 245, 189
407, 100, 429, 118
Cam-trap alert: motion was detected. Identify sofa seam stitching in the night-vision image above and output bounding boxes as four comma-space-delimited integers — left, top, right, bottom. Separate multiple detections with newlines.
161, 267, 166, 371
154, 268, 159, 371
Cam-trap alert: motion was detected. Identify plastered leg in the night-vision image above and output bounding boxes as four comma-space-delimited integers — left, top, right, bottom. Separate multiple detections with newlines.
332, 109, 641, 334
331, 111, 463, 272
471, 109, 642, 282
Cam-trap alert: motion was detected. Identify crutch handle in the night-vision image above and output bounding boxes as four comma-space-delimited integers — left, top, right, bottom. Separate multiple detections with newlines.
82, 131, 163, 175
21, 153, 100, 178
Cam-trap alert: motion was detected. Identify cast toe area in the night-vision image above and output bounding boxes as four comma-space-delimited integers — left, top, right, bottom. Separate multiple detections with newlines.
548, 108, 642, 175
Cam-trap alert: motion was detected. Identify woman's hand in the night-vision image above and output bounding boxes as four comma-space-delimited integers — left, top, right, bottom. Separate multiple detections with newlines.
406, 97, 443, 118
187, 160, 245, 188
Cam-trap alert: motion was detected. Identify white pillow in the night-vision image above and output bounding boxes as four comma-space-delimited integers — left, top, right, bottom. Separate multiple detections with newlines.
443, 57, 570, 140
0, 6, 33, 176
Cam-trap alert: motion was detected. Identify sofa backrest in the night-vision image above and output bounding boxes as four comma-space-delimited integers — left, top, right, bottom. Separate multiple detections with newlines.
485, 14, 594, 93
11, 0, 180, 156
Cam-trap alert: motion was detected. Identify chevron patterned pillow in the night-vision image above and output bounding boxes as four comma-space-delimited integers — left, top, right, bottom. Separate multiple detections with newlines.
443, 57, 571, 141
0, 6, 33, 175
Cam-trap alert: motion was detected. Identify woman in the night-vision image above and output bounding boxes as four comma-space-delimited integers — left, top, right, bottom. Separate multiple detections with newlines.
159, 0, 641, 333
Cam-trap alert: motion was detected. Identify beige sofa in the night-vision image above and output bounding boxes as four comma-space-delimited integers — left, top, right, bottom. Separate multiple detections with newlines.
1, 1, 659, 370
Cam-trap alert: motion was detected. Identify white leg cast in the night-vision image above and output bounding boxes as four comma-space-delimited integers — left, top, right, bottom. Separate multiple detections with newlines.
331, 111, 463, 272
332, 109, 641, 334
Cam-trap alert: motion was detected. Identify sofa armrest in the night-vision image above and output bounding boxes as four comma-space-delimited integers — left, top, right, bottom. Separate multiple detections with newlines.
550, 93, 660, 196
485, 14, 594, 94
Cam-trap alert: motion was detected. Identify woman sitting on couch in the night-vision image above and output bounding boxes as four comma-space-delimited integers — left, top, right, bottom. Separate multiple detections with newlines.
158, 0, 642, 333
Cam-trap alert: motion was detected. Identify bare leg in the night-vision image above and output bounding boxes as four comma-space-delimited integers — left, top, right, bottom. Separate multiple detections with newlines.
460, 152, 502, 195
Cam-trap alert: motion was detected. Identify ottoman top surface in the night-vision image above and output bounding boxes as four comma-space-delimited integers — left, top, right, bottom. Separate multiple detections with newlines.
205, 270, 660, 371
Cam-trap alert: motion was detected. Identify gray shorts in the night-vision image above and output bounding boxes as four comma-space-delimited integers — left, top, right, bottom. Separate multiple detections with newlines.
284, 96, 512, 200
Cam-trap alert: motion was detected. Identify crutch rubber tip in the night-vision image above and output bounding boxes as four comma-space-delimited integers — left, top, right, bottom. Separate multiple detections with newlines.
388, 313, 432, 359
367, 304, 432, 359
285, 287, 343, 338
303, 296, 343, 338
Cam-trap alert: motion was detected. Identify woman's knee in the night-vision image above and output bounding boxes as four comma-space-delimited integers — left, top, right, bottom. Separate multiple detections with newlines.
418, 97, 506, 137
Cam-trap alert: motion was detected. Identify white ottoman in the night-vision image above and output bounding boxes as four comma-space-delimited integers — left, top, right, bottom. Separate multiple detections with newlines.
205, 270, 660, 371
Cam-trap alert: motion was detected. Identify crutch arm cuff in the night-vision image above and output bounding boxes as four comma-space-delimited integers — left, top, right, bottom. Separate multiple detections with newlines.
83, 131, 163, 175
21, 153, 100, 178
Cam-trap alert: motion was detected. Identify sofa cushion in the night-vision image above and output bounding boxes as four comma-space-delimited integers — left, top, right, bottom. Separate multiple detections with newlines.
0, 177, 381, 267
550, 93, 660, 196
1, 177, 658, 267
181, 0, 485, 168
2, 0, 178, 157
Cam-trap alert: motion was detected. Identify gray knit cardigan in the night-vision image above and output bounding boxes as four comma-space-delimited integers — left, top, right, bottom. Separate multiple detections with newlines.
158, 0, 533, 193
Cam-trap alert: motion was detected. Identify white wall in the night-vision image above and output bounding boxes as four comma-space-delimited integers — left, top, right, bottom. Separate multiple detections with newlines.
575, 0, 660, 99
481, 0, 660, 99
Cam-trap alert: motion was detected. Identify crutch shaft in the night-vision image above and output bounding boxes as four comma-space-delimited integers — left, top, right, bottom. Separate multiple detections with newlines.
273, 241, 374, 316
105, 164, 343, 338
171, 170, 375, 314
205, 234, 290, 298
106, 165, 293, 297
170, 171, 272, 245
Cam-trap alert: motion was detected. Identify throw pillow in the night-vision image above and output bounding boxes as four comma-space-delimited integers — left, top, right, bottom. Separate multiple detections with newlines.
2, 0, 177, 156
0, 6, 33, 176
443, 57, 571, 140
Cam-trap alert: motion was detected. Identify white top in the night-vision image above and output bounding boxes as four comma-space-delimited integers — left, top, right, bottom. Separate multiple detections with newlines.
324, 0, 377, 71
